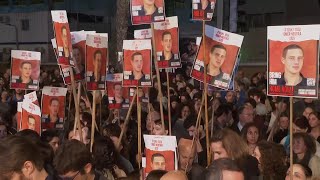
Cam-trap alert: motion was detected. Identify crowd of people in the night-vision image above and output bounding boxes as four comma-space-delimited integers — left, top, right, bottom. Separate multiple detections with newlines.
0, 60, 320, 180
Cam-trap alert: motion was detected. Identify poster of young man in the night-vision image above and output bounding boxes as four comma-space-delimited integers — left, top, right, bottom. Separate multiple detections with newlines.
134, 28, 152, 39
267, 25, 320, 98
123, 40, 152, 87
41, 86, 67, 131
131, 0, 165, 25
191, 25, 243, 90
17, 102, 22, 131
86, 34, 108, 90
51, 10, 74, 66
129, 87, 149, 103
71, 31, 96, 80
21, 101, 41, 134
24, 91, 39, 105
192, 0, 216, 21
106, 73, 130, 109
143, 135, 177, 176
153, 16, 181, 69
10, 50, 41, 90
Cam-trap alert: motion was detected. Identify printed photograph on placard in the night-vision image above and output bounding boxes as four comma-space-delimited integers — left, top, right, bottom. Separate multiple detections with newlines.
131, 0, 165, 25
153, 16, 181, 69
123, 40, 152, 87
51, 10, 74, 66
134, 28, 153, 39
267, 25, 320, 98
191, 25, 243, 90
86, 34, 108, 90
24, 91, 39, 105
129, 87, 149, 103
10, 50, 41, 90
21, 101, 41, 135
106, 73, 130, 109
192, 0, 216, 21
180, 37, 201, 64
41, 87, 67, 131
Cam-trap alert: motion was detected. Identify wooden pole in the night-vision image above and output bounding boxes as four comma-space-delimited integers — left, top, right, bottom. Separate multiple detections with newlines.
90, 90, 97, 152
70, 68, 81, 138
290, 97, 293, 180
137, 86, 142, 169
116, 90, 137, 150
166, 70, 172, 135
68, 86, 72, 126
151, 23, 165, 134
202, 20, 210, 166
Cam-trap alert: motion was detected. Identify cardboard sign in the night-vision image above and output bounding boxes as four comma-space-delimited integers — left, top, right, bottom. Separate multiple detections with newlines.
192, 0, 216, 21
106, 73, 130, 109
21, 101, 41, 134
134, 28, 153, 39
131, 0, 165, 25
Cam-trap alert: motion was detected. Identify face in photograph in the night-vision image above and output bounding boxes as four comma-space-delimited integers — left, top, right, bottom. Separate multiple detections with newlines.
281, 45, 304, 75
209, 45, 227, 70
161, 32, 173, 55
27, 116, 36, 131
49, 98, 60, 117
151, 153, 166, 170
131, 52, 144, 73
20, 62, 32, 82
93, 50, 102, 81
61, 26, 68, 48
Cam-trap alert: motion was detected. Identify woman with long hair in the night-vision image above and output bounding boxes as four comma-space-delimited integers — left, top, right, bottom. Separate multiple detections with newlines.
241, 122, 261, 155
308, 112, 320, 144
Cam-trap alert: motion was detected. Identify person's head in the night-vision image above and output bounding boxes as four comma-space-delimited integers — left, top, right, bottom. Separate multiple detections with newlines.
28, 115, 36, 130
131, 52, 143, 73
49, 97, 60, 117
61, 26, 68, 47
225, 91, 235, 103
1, 90, 8, 100
0, 136, 45, 179
151, 153, 166, 170
177, 138, 196, 172
113, 83, 123, 99
180, 104, 191, 120
302, 107, 314, 119
238, 105, 254, 125
161, 31, 172, 54
293, 133, 316, 158
160, 170, 188, 180
146, 170, 167, 180
147, 111, 161, 132
308, 112, 320, 129
285, 163, 312, 180
92, 137, 116, 171
281, 44, 304, 75
54, 139, 94, 179
40, 130, 60, 153
241, 122, 260, 145
20, 62, 32, 79
293, 116, 309, 133
152, 119, 169, 135
210, 129, 249, 160
0, 122, 7, 139
183, 115, 198, 137
204, 158, 244, 180
279, 112, 290, 130
209, 44, 227, 69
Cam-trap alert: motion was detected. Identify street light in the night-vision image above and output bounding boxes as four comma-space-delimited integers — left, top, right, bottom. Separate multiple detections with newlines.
1, 23, 19, 49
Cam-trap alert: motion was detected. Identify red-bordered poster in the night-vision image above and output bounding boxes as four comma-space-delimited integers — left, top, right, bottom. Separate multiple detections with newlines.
134, 28, 152, 39
41, 86, 67, 131
24, 91, 39, 105
153, 16, 181, 69
10, 50, 40, 90
129, 87, 149, 103
192, 0, 216, 21
123, 40, 152, 87
267, 25, 320, 98
131, 0, 165, 25
106, 73, 130, 109
191, 25, 243, 90
86, 34, 108, 90
21, 101, 41, 134
51, 10, 74, 66
143, 135, 177, 177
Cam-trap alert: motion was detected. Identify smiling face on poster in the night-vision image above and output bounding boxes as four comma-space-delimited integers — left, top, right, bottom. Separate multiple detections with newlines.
267, 25, 320, 98
191, 25, 243, 90
41, 87, 67, 131
21, 101, 41, 135
131, 0, 165, 25
123, 40, 152, 87
86, 34, 108, 90
153, 16, 181, 69
106, 73, 130, 109
51, 10, 74, 66
10, 50, 40, 90
192, 0, 216, 21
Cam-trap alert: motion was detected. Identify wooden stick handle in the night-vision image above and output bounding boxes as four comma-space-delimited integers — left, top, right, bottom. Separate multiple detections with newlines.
290, 97, 293, 180
137, 86, 142, 169
90, 90, 97, 152
166, 71, 172, 135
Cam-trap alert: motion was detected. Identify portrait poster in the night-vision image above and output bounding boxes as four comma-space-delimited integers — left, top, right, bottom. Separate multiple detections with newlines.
21, 101, 41, 135
134, 28, 153, 39
10, 50, 40, 90
192, 0, 216, 21
191, 25, 243, 90
129, 87, 149, 103
180, 37, 201, 64
17, 102, 22, 131
123, 39, 152, 87
24, 91, 39, 105
51, 10, 74, 66
41, 86, 67, 131
267, 25, 320, 98
106, 73, 130, 109
153, 16, 181, 69
143, 135, 177, 176
86, 34, 108, 90
131, 0, 165, 25
71, 31, 96, 80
